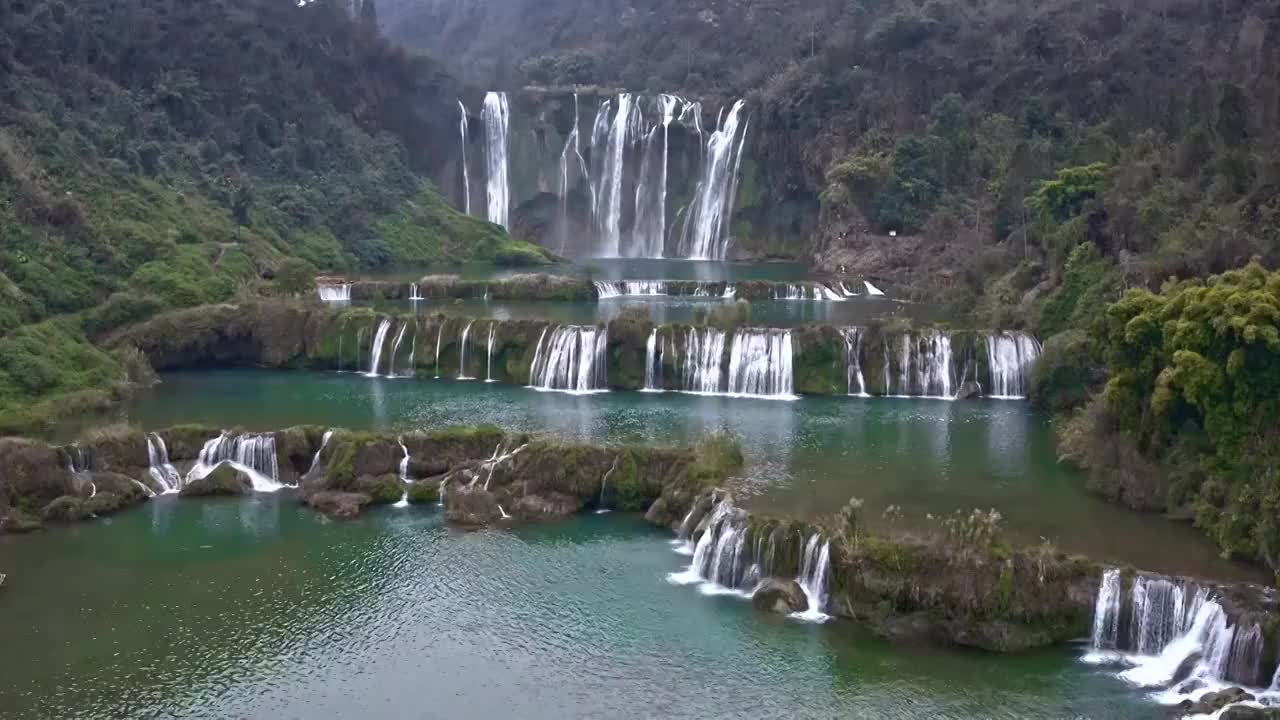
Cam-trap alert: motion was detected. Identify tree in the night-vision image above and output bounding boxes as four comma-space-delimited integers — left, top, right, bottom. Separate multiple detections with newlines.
276, 258, 317, 296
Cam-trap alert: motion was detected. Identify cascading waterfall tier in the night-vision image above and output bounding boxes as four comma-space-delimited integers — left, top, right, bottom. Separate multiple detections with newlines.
527, 325, 609, 393
1083, 569, 1274, 703
594, 280, 668, 298
187, 432, 284, 492
643, 328, 664, 392
985, 332, 1042, 399
482, 91, 510, 229
886, 331, 958, 399
681, 99, 749, 260
663, 327, 794, 399
365, 318, 393, 378
317, 284, 352, 304
772, 283, 846, 302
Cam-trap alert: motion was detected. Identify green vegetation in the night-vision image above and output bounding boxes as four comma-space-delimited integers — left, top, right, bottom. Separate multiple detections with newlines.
0, 0, 545, 430
1070, 263, 1280, 573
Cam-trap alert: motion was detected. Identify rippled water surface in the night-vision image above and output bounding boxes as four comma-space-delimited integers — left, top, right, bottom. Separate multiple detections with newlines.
0, 501, 1157, 719
126, 370, 1261, 581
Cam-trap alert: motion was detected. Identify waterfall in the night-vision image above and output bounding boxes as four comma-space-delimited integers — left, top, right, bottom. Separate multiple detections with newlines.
656, 94, 679, 257
985, 332, 1042, 399
485, 323, 496, 383
558, 93, 590, 253
1089, 568, 1124, 650
458, 100, 471, 215
794, 534, 832, 622
722, 284, 737, 299
482, 91, 510, 229
146, 432, 183, 494
409, 283, 423, 302
681, 100, 749, 260
726, 329, 794, 398
631, 124, 662, 257
840, 328, 869, 397
594, 280, 667, 298
528, 325, 608, 393
387, 322, 409, 378
889, 331, 955, 399
643, 329, 664, 392
596, 455, 620, 514
434, 323, 444, 378
864, 281, 886, 297
317, 284, 351, 304
365, 318, 393, 378
303, 430, 334, 483
394, 438, 412, 508
457, 320, 475, 380
596, 93, 637, 257
773, 283, 845, 302
679, 327, 727, 394
187, 432, 283, 492
1084, 569, 1271, 696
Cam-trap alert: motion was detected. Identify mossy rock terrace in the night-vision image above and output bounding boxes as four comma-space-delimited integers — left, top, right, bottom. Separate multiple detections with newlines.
114, 300, 1035, 398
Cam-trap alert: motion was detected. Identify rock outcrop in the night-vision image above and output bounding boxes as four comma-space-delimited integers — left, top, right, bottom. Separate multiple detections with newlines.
752, 579, 808, 614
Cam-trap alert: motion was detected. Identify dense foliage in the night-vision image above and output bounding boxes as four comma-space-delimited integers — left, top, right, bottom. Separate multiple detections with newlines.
0, 0, 546, 428
1090, 263, 1280, 571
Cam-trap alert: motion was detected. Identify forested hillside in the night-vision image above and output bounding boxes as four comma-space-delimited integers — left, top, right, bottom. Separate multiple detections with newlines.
386, 0, 1280, 325
0, 0, 543, 429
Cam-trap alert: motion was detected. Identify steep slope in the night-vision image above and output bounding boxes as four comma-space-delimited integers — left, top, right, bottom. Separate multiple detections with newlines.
0, 0, 546, 430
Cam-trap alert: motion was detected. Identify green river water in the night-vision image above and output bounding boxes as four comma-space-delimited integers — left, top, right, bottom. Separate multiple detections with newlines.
0, 500, 1156, 719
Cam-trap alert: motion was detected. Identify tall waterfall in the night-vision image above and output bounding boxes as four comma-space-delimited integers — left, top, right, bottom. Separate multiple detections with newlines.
887, 331, 956, 399
596, 93, 638, 257
1084, 569, 1272, 697
146, 433, 183, 494
387, 322, 409, 378
187, 432, 283, 492
681, 99, 749, 260
986, 333, 1042, 399
643, 328, 664, 392
558, 93, 590, 253
365, 318, 393, 378
528, 325, 609, 393
840, 328, 869, 397
482, 91, 510, 229
726, 328, 794, 398
458, 100, 471, 215
317, 284, 351, 304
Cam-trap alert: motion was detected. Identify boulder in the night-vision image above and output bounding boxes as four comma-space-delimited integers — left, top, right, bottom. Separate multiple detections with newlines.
1170, 651, 1204, 687
1222, 705, 1280, 720
180, 463, 254, 497
85, 491, 130, 517
444, 484, 502, 525
752, 579, 809, 614
41, 496, 88, 523
1177, 688, 1256, 718
513, 492, 581, 521
642, 496, 672, 527
955, 380, 983, 400
306, 491, 372, 520
407, 482, 440, 505
355, 475, 405, 505
0, 507, 42, 533
0, 439, 72, 504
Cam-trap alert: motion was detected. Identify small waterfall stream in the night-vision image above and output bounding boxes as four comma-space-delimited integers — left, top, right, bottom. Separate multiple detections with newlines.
394, 438, 412, 508
840, 328, 869, 397
643, 329, 664, 392
485, 323, 497, 382
303, 430, 334, 484
387, 322, 409, 378
794, 534, 832, 622
365, 318, 393, 378
528, 325, 609, 393
146, 433, 183, 494
482, 91, 510, 229
457, 320, 476, 380
434, 323, 444, 378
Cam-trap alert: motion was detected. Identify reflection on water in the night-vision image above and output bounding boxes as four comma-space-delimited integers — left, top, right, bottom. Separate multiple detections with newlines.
125, 370, 1263, 582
